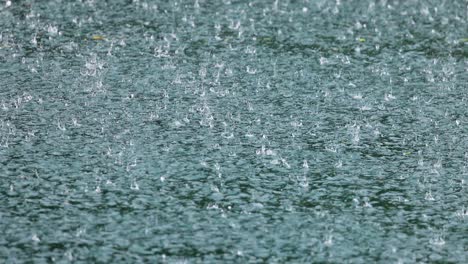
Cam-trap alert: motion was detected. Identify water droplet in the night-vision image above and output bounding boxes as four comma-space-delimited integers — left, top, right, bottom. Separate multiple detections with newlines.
323, 235, 333, 246
131, 179, 140, 190
425, 191, 435, 201
429, 236, 445, 246
31, 234, 40, 242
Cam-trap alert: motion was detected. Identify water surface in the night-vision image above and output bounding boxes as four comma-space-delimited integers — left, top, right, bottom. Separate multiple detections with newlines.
1, 0, 467, 262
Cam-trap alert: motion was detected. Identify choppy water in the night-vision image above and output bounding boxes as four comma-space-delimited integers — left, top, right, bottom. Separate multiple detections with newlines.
1, 0, 467, 262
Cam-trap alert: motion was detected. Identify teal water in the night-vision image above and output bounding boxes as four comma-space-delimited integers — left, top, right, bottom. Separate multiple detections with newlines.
1, 0, 467, 262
